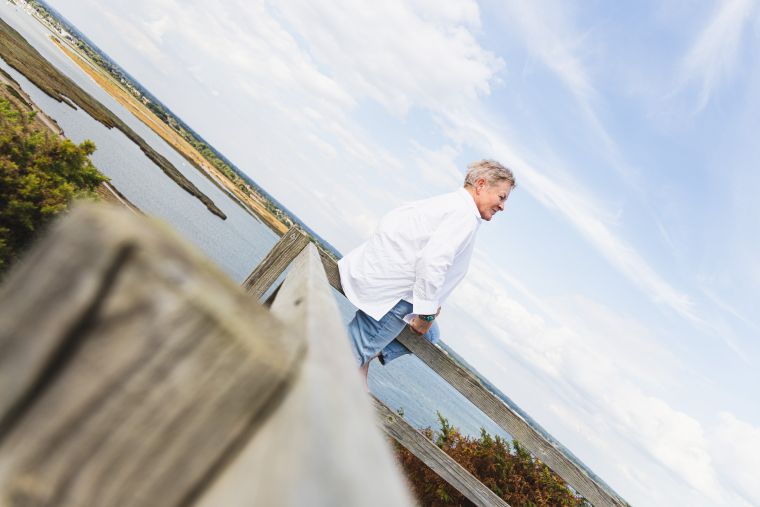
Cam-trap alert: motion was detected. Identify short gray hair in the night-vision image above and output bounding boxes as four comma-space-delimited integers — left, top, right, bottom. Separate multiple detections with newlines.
464, 159, 516, 189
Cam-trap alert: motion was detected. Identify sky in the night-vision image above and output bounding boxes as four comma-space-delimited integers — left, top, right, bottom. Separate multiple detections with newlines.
40, 0, 760, 505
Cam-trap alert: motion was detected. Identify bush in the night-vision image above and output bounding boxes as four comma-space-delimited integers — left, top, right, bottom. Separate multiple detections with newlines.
393, 413, 590, 507
0, 97, 106, 274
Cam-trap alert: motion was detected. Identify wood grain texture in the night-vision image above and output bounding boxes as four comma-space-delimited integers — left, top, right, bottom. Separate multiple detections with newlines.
0, 204, 304, 507
241, 226, 310, 300
395, 328, 629, 507
372, 397, 510, 507
198, 244, 414, 507
318, 248, 343, 293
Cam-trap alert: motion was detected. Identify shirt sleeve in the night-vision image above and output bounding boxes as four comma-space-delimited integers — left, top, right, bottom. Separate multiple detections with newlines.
412, 212, 477, 315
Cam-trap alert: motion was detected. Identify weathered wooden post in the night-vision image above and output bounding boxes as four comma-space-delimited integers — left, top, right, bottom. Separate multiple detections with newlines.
0, 204, 414, 507
241, 225, 310, 299
0, 204, 305, 506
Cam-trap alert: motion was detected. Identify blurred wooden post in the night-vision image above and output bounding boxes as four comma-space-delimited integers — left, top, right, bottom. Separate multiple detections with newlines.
0, 204, 304, 507
198, 243, 414, 507
0, 205, 414, 507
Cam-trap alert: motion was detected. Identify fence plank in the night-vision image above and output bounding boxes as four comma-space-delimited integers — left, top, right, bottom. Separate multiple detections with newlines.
197, 244, 414, 507
372, 397, 510, 507
395, 328, 628, 507
318, 248, 343, 292
314, 253, 628, 507
242, 225, 310, 299
0, 204, 304, 507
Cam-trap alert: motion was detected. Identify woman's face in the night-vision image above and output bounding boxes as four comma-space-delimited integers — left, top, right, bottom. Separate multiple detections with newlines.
474, 179, 512, 221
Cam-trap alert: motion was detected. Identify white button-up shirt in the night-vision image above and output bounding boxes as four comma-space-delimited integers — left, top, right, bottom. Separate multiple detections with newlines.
338, 188, 482, 320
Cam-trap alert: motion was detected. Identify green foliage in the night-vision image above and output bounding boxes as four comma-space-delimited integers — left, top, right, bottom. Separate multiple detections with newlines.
1, 16, 225, 219
393, 414, 591, 507
0, 98, 105, 274
435, 411, 454, 447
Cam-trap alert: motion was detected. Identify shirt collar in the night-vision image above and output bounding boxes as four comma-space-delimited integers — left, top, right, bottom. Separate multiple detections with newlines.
457, 187, 482, 221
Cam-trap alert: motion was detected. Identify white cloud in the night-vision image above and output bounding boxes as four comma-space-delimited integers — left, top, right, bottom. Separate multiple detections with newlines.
271, 0, 504, 116
411, 142, 463, 187
142, 13, 171, 44
678, 0, 757, 111
453, 119, 700, 322
607, 389, 720, 501
95, 0, 503, 245
496, 0, 631, 176
446, 256, 748, 505
99, 9, 172, 73
500, 0, 596, 102
711, 412, 760, 505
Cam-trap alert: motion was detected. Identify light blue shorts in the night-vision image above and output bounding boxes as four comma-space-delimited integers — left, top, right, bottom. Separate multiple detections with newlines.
348, 300, 440, 367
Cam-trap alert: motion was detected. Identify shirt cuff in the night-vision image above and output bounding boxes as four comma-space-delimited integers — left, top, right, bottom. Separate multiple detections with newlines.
412, 298, 438, 316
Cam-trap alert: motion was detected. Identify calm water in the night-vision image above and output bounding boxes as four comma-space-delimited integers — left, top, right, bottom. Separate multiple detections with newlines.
1, 4, 509, 440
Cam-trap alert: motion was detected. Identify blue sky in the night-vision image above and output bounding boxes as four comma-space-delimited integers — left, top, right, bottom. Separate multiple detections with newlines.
41, 0, 760, 504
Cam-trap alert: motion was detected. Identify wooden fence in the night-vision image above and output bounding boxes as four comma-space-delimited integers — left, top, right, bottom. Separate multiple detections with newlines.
0, 205, 630, 507
247, 226, 632, 507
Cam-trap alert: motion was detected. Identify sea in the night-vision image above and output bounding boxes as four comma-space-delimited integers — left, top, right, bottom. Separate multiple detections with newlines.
0, 3, 510, 441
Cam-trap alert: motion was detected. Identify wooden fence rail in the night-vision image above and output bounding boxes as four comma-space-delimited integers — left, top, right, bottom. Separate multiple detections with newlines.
249, 226, 630, 507
0, 205, 413, 507
244, 228, 513, 507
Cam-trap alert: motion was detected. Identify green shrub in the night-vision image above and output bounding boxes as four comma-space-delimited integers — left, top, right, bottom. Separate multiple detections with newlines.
0, 97, 106, 274
393, 413, 590, 506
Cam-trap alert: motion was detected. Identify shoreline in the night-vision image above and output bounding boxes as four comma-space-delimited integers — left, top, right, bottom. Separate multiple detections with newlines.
0, 60, 140, 213
48, 35, 289, 235
0, 15, 226, 220
15, 0, 344, 257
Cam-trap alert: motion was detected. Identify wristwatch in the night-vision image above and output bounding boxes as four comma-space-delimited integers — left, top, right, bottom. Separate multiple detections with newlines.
419, 314, 436, 322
